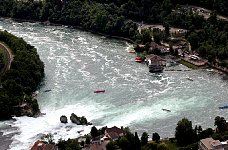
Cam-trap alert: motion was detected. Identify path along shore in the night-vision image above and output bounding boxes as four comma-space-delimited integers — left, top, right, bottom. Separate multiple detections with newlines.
0, 42, 13, 75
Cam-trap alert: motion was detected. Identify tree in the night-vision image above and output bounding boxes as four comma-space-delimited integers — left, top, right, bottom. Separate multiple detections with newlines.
85, 135, 91, 145
199, 128, 214, 139
152, 132, 160, 143
187, 32, 199, 50
141, 29, 152, 44
175, 118, 197, 146
106, 140, 118, 150
119, 136, 130, 150
134, 132, 141, 150
141, 132, 149, 146
161, 0, 173, 18
90, 126, 98, 138
57, 138, 80, 150
164, 22, 170, 36
214, 116, 227, 132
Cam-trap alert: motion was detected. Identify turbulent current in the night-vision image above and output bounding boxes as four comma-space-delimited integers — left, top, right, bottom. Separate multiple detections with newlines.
0, 19, 228, 149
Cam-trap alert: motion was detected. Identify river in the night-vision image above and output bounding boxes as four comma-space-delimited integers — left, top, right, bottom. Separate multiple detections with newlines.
0, 19, 228, 150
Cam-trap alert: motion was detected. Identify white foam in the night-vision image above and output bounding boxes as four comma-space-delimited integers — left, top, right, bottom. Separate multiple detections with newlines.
9, 102, 106, 150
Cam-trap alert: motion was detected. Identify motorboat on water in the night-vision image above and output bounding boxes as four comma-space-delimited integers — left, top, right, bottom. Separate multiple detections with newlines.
162, 108, 171, 112
44, 89, 52, 92
187, 77, 193, 81
94, 90, 105, 93
135, 57, 143, 63
219, 104, 228, 109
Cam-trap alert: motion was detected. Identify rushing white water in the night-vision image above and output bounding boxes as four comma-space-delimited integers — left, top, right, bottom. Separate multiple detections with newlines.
0, 19, 228, 150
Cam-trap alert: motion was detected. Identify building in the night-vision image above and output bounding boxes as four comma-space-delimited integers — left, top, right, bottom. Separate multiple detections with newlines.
91, 136, 102, 145
145, 54, 166, 73
199, 138, 228, 150
31, 140, 57, 150
149, 42, 169, 54
105, 126, 124, 141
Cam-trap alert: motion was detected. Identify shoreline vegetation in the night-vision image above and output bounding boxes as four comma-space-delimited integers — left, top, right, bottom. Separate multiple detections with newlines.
0, 0, 228, 74
0, 0, 227, 148
2, 17, 136, 44
0, 31, 44, 120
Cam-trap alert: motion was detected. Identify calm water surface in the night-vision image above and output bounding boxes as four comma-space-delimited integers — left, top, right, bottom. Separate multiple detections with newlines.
0, 19, 228, 149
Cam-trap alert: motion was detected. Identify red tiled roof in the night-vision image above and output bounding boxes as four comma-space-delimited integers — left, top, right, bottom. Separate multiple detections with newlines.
30, 140, 57, 150
107, 132, 119, 140
145, 54, 165, 61
106, 126, 124, 135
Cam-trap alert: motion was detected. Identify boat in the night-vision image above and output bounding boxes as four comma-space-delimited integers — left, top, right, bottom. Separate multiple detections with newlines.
135, 57, 142, 63
187, 77, 193, 81
94, 90, 105, 93
219, 104, 228, 109
44, 89, 52, 92
162, 109, 171, 112
128, 49, 135, 53
77, 130, 84, 133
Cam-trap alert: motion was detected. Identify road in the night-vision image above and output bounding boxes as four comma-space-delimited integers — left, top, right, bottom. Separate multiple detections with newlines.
190, 5, 228, 21
138, 24, 187, 34
0, 42, 13, 75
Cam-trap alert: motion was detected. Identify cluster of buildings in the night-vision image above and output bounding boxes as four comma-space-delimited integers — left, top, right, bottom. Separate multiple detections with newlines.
89, 126, 125, 150
30, 126, 125, 150
199, 138, 228, 150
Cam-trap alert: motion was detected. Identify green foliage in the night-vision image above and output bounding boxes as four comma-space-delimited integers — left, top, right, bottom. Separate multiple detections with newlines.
106, 140, 119, 150
175, 118, 197, 146
141, 29, 152, 44
119, 136, 130, 150
90, 126, 99, 138
134, 132, 141, 150
141, 132, 149, 146
157, 143, 169, 150
85, 135, 91, 145
57, 138, 80, 150
179, 142, 199, 150
0, 31, 44, 120
199, 128, 214, 139
187, 32, 199, 50
152, 132, 160, 143
142, 142, 158, 150
214, 116, 227, 132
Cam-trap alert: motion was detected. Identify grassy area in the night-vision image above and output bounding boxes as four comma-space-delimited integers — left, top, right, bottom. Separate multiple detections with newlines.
163, 140, 179, 150
179, 59, 199, 69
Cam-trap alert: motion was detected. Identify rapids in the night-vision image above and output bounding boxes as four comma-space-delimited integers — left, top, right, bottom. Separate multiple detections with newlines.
0, 19, 228, 149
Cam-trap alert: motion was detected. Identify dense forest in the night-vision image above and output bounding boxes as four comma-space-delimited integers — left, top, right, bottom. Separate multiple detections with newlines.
0, 31, 44, 120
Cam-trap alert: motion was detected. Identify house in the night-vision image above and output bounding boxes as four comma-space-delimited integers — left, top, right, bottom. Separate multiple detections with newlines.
145, 54, 166, 73
105, 126, 124, 141
31, 140, 57, 150
149, 42, 169, 54
199, 138, 228, 150
91, 136, 102, 145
